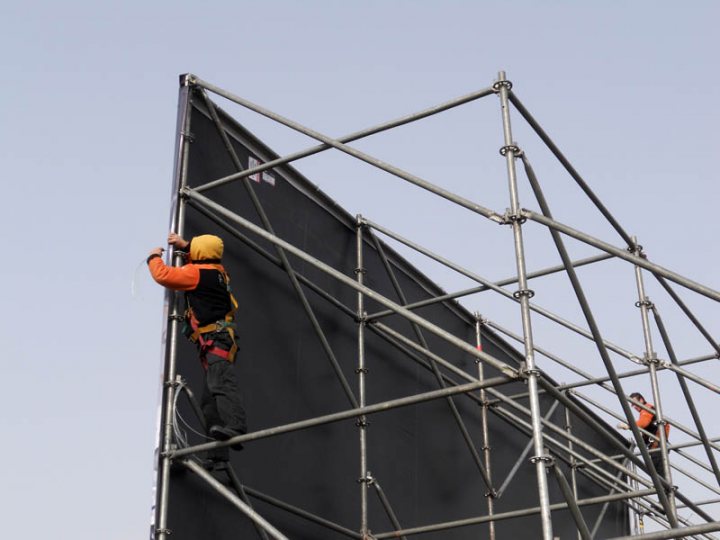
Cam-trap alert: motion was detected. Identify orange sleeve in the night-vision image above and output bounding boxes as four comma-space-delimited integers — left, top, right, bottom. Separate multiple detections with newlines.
148, 257, 200, 291
636, 409, 655, 429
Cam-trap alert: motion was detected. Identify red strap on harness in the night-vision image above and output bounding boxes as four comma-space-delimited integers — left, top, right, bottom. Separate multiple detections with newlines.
187, 313, 232, 366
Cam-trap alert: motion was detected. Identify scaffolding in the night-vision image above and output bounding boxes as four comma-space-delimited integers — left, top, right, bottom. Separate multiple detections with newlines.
152, 71, 720, 540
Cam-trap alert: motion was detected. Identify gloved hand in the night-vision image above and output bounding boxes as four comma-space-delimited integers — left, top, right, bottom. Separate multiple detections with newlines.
616, 422, 629, 430
148, 247, 164, 258
168, 232, 189, 249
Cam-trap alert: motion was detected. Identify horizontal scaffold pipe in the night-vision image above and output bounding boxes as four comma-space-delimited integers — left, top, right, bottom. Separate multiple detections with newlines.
368, 252, 614, 322
523, 210, 720, 302
555, 353, 717, 392
371, 489, 656, 539
169, 376, 513, 459
192, 76, 505, 223
193, 82, 496, 193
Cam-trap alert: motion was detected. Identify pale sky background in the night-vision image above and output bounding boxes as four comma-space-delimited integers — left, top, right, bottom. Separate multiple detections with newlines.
1, 2, 718, 539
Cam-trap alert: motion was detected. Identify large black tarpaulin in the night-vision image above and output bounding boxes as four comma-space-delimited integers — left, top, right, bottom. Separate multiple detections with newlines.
152, 85, 629, 539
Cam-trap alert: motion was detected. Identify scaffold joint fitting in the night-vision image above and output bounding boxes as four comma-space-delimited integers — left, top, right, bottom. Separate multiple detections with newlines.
493, 80, 513, 92
358, 473, 375, 485
502, 210, 527, 225
485, 489, 498, 498
354, 267, 367, 275
634, 299, 654, 309
355, 367, 369, 374
519, 366, 541, 379
530, 454, 553, 465
181, 130, 195, 143
499, 144, 522, 157
155, 528, 173, 535
169, 314, 184, 322
513, 288, 535, 299
355, 418, 370, 428
643, 352, 659, 365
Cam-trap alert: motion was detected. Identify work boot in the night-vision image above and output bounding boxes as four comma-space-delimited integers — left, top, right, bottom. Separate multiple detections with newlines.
209, 425, 244, 451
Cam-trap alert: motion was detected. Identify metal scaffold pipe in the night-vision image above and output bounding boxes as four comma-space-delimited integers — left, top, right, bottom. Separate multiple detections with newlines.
496, 70, 553, 539
169, 376, 512, 459
355, 217, 370, 538
632, 243, 677, 519
475, 316, 496, 540
155, 79, 192, 540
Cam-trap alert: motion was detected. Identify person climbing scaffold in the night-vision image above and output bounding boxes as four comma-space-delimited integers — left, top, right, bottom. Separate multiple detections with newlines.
148, 232, 247, 461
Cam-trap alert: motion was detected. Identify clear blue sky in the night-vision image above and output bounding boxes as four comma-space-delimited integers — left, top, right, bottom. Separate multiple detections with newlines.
1, 2, 717, 538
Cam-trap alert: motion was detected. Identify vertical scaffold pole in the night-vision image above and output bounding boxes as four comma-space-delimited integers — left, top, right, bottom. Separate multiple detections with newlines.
632, 241, 677, 520
495, 70, 554, 539
564, 405, 581, 540
630, 454, 642, 535
155, 74, 193, 540
356, 215, 370, 539
474, 315, 496, 540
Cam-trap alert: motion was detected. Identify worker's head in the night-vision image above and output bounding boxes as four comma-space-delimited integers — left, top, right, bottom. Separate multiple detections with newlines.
189, 234, 224, 262
629, 392, 646, 412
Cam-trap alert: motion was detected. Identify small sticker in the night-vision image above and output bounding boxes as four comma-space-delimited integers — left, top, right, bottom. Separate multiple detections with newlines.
248, 156, 276, 186
248, 156, 262, 183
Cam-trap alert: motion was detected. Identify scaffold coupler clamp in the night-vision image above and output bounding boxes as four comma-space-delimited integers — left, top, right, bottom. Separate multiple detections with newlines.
530, 453, 553, 467
180, 129, 195, 143
492, 79, 513, 92
628, 242, 647, 258
513, 288, 535, 300
164, 375, 183, 389
499, 144, 522, 158
356, 416, 370, 428
155, 527, 172, 536
180, 73, 197, 87
518, 363, 542, 380
358, 471, 375, 485
634, 298, 654, 310
642, 352, 659, 366
501, 208, 527, 225
485, 487, 498, 499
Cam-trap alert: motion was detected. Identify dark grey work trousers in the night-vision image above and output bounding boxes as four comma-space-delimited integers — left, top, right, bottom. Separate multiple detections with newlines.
199, 331, 247, 435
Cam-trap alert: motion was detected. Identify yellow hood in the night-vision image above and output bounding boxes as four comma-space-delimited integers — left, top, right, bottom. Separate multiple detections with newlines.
190, 234, 224, 261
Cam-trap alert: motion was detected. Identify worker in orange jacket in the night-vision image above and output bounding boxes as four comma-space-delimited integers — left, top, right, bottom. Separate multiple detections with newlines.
148, 232, 246, 458
617, 392, 670, 478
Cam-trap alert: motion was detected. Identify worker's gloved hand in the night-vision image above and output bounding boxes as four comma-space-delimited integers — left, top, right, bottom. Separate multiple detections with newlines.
616, 422, 629, 430
168, 232, 189, 249
148, 247, 164, 259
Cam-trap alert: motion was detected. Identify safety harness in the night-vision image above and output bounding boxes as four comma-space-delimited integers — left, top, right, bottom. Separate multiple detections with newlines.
641, 409, 661, 448
185, 266, 239, 367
